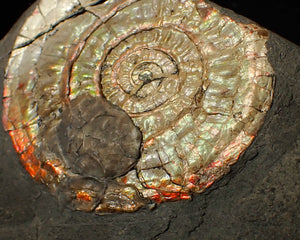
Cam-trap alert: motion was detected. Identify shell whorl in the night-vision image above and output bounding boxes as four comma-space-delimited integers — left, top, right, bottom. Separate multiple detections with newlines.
3, 0, 274, 212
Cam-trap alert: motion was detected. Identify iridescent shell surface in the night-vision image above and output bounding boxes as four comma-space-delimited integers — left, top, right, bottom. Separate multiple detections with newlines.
2, 0, 274, 212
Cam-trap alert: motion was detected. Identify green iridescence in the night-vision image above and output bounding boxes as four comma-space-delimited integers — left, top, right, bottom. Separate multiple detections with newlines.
3, 0, 273, 212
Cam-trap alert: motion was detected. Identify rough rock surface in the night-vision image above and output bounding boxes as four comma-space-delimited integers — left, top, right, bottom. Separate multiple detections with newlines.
0, 1, 299, 239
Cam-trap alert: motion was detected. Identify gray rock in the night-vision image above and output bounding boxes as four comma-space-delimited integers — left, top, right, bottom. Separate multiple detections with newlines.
0, 1, 299, 239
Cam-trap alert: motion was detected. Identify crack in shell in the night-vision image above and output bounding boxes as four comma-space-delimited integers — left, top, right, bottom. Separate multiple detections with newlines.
2, 0, 274, 212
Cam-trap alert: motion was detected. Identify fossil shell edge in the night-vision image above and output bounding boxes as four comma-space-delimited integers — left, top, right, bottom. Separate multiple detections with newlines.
2, 0, 274, 212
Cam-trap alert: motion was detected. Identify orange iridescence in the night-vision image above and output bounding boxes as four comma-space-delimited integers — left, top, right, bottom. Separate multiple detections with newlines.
150, 191, 191, 203
76, 191, 92, 202
2, 0, 274, 213
20, 145, 41, 179
9, 129, 30, 153
44, 160, 65, 176
144, 138, 154, 148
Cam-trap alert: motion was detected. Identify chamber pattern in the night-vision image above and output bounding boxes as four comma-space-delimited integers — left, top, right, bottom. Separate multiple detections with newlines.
2, 0, 274, 212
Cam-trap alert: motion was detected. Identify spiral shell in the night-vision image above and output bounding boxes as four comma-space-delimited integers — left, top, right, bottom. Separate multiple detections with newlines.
2, 0, 274, 212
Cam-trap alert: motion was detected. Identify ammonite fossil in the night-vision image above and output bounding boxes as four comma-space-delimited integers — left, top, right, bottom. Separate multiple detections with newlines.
2, 0, 274, 212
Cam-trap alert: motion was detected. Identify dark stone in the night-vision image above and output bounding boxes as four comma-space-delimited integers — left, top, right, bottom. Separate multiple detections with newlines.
0, 1, 299, 239
57, 94, 142, 179
0, 226, 37, 240
37, 84, 143, 212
